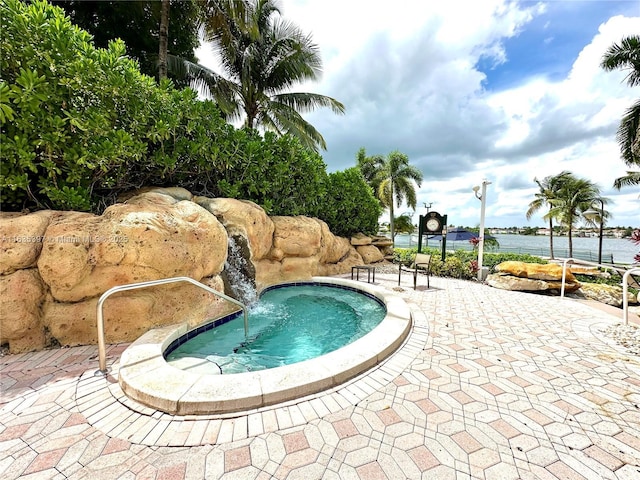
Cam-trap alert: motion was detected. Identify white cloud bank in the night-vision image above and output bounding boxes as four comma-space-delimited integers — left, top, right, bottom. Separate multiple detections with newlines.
196, 1, 640, 228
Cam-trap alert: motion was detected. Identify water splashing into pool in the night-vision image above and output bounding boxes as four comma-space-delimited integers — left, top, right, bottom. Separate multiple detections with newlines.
224, 236, 258, 305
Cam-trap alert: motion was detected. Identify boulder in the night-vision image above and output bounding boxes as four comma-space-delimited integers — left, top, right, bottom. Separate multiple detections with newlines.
37, 197, 227, 302
488, 261, 581, 293
486, 273, 580, 293
0, 269, 46, 352
371, 236, 393, 248
350, 233, 371, 246
270, 216, 322, 258
119, 186, 194, 203
318, 220, 350, 264
42, 275, 233, 346
495, 261, 578, 282
574, 283, 624, 307
0, 210, 56, 274
356, 245, 385, 264
197, 197, 274, 261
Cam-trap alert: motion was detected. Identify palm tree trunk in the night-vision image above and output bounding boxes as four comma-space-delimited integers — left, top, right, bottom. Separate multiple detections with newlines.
158, 0, 170, 80
548, 217, 555, 259
568, 225, 573, 258
389, 184, 395, 247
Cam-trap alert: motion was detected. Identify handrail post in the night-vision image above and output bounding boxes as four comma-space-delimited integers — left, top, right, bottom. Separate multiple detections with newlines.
560, 258, 575, 298
622, 268, 640, 325
95, 276, 249, 376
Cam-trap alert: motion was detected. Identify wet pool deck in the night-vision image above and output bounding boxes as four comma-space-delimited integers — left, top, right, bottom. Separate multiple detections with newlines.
1, 273, 639, 479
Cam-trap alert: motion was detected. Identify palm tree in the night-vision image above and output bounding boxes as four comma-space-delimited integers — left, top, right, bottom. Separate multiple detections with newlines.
375, 151, 423, 246
356, 147, 385, 204
158, 0, 170, 80
526, 171, 572, 259
549, 176, 603, 258
174, 0, 344, 151
601, 35, 640, 188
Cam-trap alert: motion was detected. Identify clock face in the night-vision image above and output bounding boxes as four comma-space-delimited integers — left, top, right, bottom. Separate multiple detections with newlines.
426, 218, 441, 232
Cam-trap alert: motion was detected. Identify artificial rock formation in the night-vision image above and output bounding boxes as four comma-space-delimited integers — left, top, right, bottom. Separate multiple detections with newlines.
486, 261, 582, 293
0, 188, 387, 353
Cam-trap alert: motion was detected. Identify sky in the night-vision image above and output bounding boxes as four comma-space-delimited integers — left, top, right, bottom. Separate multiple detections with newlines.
195, 0, 640, 229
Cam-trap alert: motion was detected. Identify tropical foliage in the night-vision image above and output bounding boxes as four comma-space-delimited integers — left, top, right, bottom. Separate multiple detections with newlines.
320, 168, 382, 237
526, 171, 572, 259
175, 0, 344, 151
50, 0, 201, 85
550, 175, 605, 258
526, 172, 607, 258
357, 149, 423, 245
0, 0, 376, 238
601, 35, 640, 188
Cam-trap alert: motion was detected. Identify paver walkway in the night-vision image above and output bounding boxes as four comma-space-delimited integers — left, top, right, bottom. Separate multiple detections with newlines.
1, 274, 639, 479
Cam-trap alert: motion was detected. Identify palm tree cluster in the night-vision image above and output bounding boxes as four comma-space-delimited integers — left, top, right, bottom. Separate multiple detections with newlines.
601, 35, 640, 189
526, 172, 606, 258
357, 148, 423, 245
172, 0, 344, 152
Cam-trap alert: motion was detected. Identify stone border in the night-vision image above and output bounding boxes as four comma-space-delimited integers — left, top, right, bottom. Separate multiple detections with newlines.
118, 276, 412, 415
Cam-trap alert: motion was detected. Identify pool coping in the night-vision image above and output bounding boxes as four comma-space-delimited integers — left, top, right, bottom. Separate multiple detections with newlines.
117, 276, 413, 415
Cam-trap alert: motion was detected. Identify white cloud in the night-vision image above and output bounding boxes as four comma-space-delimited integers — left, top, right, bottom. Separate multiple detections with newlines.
195, 1, 640, 228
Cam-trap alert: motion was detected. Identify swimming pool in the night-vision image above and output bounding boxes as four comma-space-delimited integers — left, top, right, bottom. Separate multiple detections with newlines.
118, 277, 412, 415
165, 283, 387, 373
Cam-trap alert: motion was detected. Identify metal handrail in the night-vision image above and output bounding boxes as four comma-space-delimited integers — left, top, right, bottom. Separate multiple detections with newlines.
622, 268, 640, 325
560, 258, 638, 324
96, 276, 248, 374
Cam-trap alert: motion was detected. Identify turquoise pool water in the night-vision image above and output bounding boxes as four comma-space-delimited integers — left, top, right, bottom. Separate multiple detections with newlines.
165, 283, 386, 374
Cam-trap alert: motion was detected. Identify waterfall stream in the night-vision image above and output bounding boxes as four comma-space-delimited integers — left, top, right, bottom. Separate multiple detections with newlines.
224, 236, 258, 306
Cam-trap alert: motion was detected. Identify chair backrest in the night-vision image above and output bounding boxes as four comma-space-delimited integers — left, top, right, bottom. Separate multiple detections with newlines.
414, 253, 431, 269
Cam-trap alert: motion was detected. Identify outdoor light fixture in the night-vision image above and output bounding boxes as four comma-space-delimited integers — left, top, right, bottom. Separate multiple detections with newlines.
583, 199, 604, 265
473, 180, 491, 281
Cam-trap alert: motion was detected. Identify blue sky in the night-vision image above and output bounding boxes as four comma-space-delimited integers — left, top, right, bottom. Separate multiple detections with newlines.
196, 0, 640, 228
478, 1, 636, 90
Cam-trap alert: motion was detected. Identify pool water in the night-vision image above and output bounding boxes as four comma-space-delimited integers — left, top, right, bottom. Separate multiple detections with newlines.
165, 284, 386, 374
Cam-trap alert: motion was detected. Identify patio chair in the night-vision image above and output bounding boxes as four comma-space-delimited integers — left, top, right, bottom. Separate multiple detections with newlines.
412, 253, 432, 289
397, 253, 432, 289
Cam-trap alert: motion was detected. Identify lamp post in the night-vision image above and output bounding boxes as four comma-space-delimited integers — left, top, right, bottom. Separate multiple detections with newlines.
473, 180, 492, 281
583, 199, 604, 265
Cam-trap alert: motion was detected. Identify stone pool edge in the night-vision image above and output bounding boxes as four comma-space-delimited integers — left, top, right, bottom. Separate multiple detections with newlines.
117, 276, 413, 415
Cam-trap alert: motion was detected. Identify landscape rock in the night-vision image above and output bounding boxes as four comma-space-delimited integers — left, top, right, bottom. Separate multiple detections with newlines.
495, 261, 579, 282
350, 233, 372, 246
197, 197, 274, 260
356, 245, 385, 264
488, 261, 581, 293
43, 275, 233, 346
270, 216, 321, 258
486, 273, 580, 293
574, 283, 625, 307
37, 198, 227, 302
0, 210, 56, 274
0, 269, 46, 352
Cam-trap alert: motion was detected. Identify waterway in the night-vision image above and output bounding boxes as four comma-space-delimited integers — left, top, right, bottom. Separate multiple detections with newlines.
394, 233, 639, 265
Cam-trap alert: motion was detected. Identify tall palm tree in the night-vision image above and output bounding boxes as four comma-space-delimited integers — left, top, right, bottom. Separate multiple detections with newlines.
356, 147, 385, 205
549, 176, 603, 258
601, 35, 640, 188
375, 151, 423, 246
526, 171, 572, 259
174, 0, 344, 151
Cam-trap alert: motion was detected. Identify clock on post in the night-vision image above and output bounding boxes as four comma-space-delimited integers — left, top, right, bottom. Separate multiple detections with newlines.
423, 212, 444, 234
418, 211, 447, 261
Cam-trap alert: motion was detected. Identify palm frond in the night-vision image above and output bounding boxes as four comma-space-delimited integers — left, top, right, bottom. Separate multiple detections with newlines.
613, 170, 640, 189
600, 35, 640, 87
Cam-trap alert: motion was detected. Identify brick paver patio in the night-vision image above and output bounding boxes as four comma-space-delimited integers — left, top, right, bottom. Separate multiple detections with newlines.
1, 273, 639, 479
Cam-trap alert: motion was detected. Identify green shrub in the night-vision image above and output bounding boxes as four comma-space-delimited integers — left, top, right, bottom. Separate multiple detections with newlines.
320, 168, 381, 237
393, 248, 549, 281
